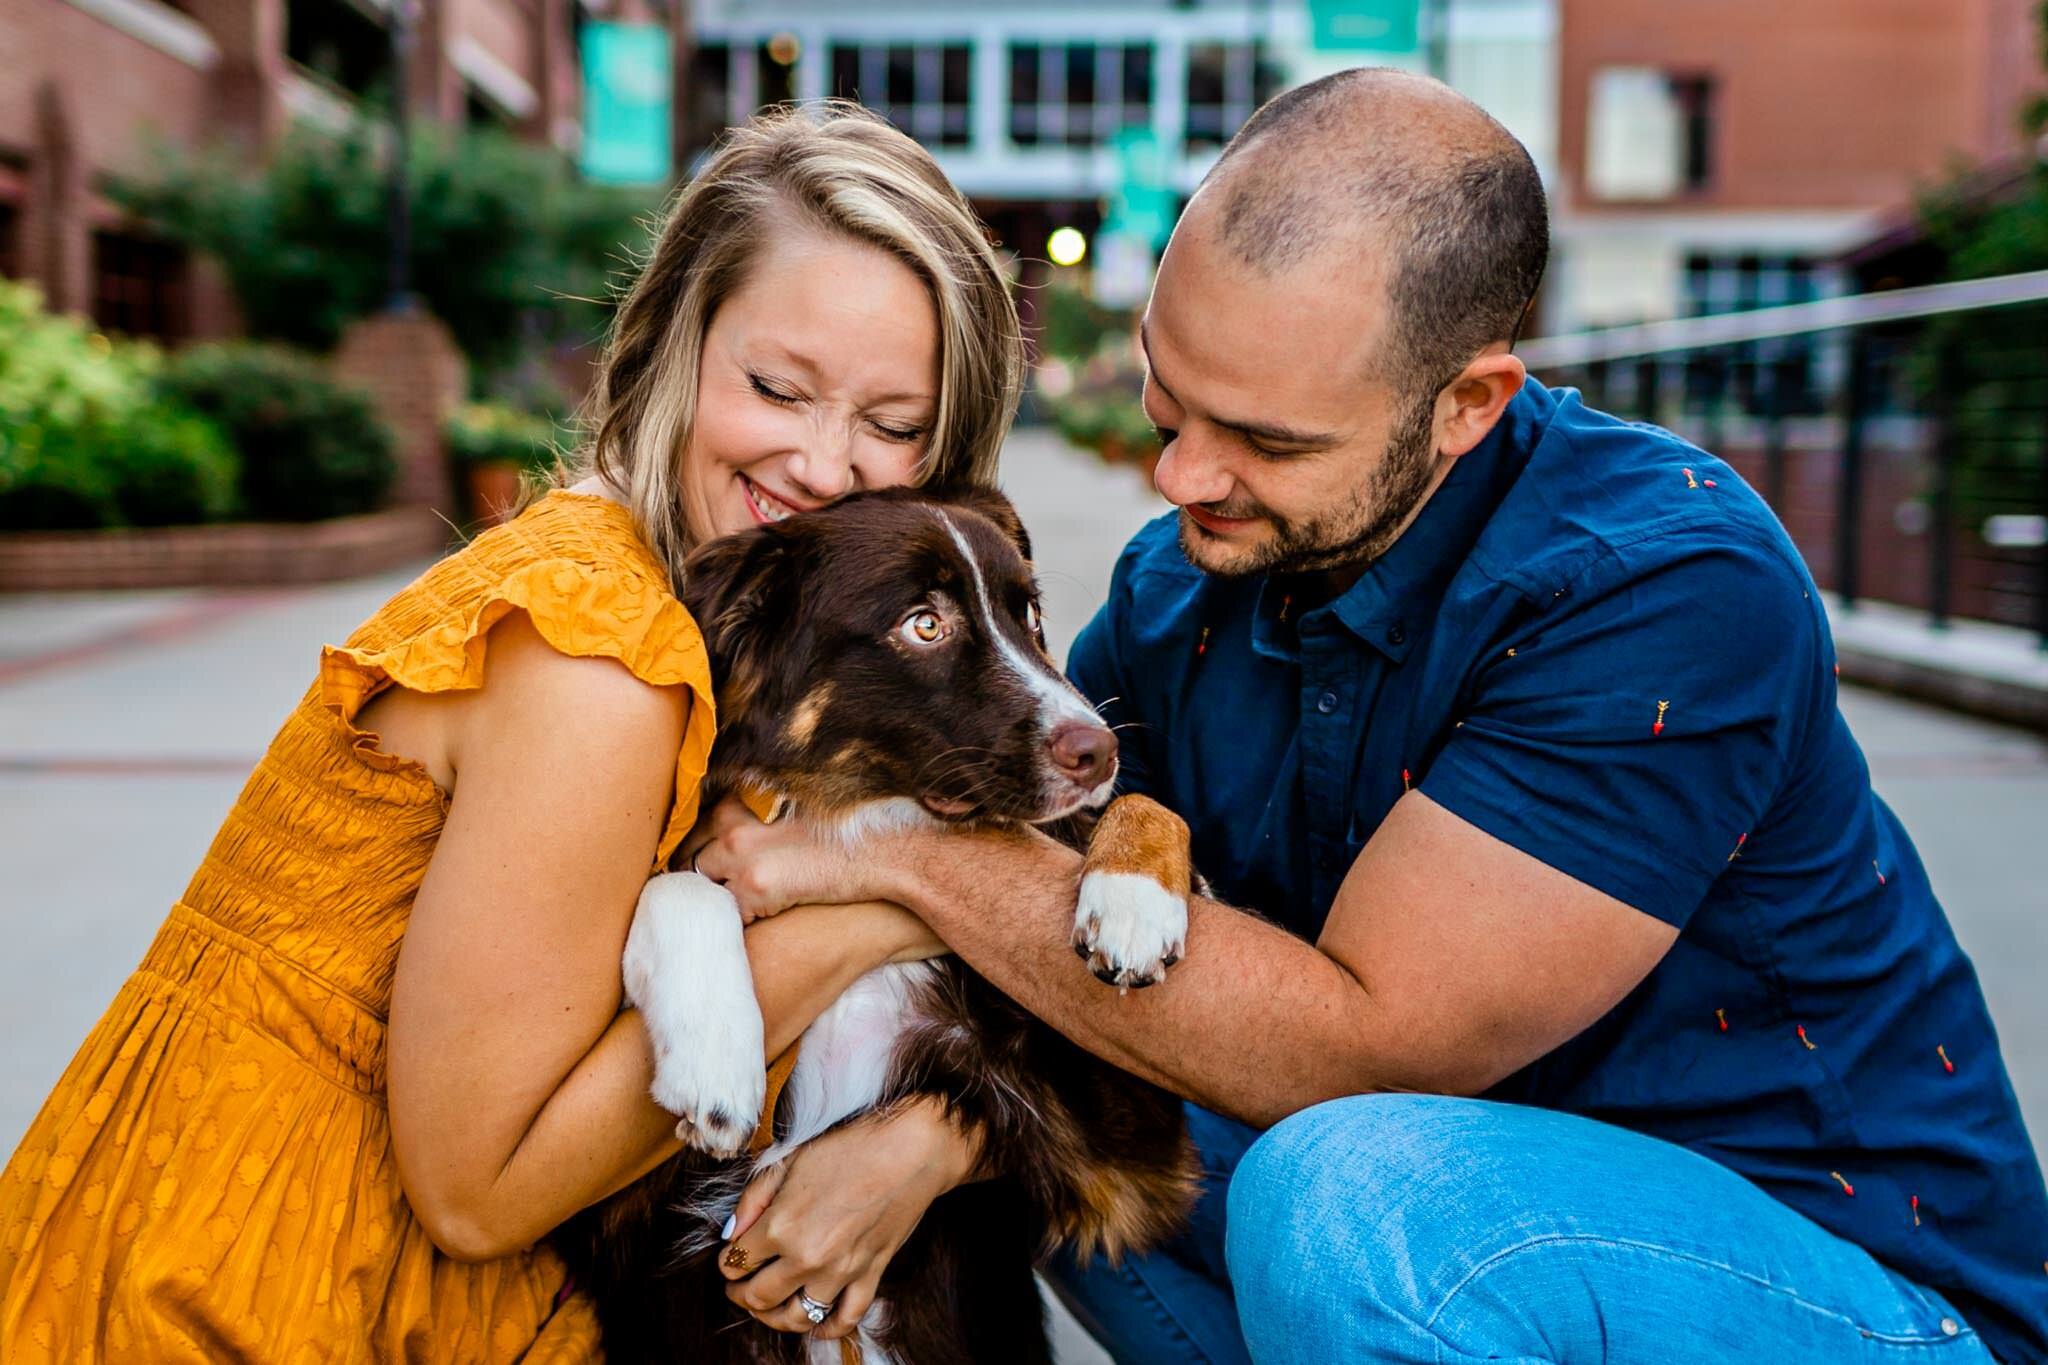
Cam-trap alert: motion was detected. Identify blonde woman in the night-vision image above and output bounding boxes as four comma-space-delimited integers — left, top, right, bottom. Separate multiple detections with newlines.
0, 103, 1023, 1361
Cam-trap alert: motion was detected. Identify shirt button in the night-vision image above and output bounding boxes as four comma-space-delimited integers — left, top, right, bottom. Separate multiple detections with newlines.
1940, 1319, 1959, 1338
1386, 622, 1406, 645
1316, 691, 1338, 714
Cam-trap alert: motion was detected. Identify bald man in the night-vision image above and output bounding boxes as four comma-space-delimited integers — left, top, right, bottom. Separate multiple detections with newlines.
695, 70, 2048, 1362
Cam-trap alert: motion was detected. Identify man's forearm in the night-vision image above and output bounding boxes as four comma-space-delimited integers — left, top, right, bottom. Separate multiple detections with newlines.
885, 828, 1414, 1128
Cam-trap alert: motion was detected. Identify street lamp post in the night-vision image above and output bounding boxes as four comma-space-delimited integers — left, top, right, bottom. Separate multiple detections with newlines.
386, 0, 418, 312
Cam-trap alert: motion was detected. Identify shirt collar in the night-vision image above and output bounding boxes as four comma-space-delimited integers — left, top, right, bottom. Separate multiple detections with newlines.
1252, 378, 1553, 662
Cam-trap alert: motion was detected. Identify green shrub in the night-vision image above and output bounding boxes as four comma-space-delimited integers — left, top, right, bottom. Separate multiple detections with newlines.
1036, 277, 1135, 364
158, 343, 396, 521
0, 281, 238, 530
445, 401, 566, 477
111, 124, 657, 379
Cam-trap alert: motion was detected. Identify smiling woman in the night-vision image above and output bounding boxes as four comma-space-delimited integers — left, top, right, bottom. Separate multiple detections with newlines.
0, 102, 1028, 1364
568, 101, 1026, 586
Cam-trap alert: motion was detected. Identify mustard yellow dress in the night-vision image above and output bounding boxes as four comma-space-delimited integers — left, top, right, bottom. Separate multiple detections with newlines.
0, 490, 718, 1362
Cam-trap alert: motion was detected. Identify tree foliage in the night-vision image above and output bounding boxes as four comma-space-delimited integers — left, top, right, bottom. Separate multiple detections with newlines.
111, 122, 658, 380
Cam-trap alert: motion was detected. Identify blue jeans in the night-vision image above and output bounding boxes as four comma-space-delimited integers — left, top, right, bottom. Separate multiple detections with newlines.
1045, 1096, 1995, 1364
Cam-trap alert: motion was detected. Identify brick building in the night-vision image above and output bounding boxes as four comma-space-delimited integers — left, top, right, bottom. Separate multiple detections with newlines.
0, 0, 605, 343
1549, 0, 2041, 331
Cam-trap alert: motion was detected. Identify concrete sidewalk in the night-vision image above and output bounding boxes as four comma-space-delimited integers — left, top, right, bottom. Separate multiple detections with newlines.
1829, 593, 2048, 733
1, 428, 2043, 1363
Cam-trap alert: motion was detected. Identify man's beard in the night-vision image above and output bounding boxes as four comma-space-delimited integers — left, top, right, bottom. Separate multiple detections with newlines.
1178, 390, 1444, 580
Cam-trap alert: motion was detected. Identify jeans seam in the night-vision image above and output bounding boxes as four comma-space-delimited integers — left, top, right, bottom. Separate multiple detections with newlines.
1115, 1257, 1226, 1365
1423, 1232, 1977, 1348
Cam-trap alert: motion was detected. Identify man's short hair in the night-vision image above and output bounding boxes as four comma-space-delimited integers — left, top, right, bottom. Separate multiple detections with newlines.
1207, 68, 1550, 397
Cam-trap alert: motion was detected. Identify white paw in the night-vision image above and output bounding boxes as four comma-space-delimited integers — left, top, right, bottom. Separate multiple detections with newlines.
1071, 871, 1187, 992
623, 871, 766, 1157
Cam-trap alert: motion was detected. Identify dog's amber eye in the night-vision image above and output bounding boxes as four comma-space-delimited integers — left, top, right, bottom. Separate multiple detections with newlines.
903, 610, 946, 645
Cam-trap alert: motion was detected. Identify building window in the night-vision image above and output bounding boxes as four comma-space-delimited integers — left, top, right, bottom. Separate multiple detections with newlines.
683, 41, 732, 155
1008, 42, 1154, 149
829, 43, 972, 148
1682, 253, 1824, 416
92, 231, 188, 343
0, 201, 18, 281
1184, 42, 1280, 151
1586, 67, 1715, 200
285, 0, 390, 99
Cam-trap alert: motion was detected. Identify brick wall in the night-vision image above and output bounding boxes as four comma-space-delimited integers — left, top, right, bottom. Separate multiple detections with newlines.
1559, 0, 2042, 214
0, 506, 450, 591
332, 308, 467, 518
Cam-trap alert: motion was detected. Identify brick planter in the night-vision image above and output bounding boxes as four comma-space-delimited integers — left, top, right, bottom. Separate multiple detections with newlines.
0, 506, 451, 591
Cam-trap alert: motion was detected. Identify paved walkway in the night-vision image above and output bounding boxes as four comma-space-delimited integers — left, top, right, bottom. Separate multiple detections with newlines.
2, 429, 2043, 1361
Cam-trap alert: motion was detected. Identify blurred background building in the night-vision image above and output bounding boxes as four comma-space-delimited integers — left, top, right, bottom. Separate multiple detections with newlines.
3, 0, 2045, 648
1554, 0, 2041, 332
1, 0, 644, 343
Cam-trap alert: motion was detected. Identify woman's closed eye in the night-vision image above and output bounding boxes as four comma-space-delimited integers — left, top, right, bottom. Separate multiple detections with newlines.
869, 418, 926, 444
749, 373, 802, 405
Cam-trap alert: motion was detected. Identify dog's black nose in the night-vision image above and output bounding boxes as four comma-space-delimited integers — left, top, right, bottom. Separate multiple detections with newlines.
1049, 722, 1118, 789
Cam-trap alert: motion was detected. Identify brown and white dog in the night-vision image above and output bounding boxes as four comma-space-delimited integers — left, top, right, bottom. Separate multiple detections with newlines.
554, 486, 1201, 1364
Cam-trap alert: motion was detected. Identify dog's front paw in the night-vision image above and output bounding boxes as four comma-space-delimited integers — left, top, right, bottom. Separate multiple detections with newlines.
624, 871, 767, 1157
1071, 871, 1187, 992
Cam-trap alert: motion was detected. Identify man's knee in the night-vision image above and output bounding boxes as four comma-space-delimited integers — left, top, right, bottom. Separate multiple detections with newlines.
1222, 1094, 1535, 1349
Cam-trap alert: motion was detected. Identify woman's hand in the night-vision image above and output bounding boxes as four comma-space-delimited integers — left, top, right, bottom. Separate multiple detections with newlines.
694, 794, 927, 921
718, 1097, 983, 1340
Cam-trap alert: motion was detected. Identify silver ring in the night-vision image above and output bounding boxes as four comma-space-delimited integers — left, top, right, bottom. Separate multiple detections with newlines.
689, 851, 703, 876
796, 1289, 832, 1325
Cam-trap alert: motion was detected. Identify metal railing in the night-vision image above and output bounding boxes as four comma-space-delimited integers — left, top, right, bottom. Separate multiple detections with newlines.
1519, 272, 2048, 649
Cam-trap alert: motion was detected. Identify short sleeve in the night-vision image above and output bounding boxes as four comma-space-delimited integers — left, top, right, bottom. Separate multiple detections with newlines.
1421, 539, 1820, 928
320, 556, 718, 872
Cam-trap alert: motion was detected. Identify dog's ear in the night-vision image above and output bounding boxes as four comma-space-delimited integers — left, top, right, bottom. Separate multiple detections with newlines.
931, 484, 1032, 563
679, 525, 799, 718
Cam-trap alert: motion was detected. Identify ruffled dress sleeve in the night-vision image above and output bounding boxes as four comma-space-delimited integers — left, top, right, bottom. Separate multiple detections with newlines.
316, 556, 718, 871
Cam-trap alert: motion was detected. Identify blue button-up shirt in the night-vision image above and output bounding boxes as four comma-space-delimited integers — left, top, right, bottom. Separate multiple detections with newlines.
1067, 379, 2048, 1360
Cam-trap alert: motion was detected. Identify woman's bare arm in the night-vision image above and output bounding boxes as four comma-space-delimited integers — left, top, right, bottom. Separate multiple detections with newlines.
385, 613, 912, 1261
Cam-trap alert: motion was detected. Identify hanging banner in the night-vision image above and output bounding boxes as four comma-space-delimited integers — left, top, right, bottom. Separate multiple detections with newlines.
1309, 0, 1422, 54
581, 23, 672, 184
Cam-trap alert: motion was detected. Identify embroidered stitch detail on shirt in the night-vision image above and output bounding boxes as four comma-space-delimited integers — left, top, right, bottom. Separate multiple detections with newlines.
1939, 1044, 1955, 1075
1653, 700, 1670, 737
1830, 1170, 1856, 1196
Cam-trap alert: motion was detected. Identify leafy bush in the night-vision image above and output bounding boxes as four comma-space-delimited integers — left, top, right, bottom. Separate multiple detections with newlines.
1036, 276, 1135, 364
1906, 6, 2048, 516
0, 282, 238, 530
111, 123, 657, 378
157, 343, 395, 521
445, 401, 566, 477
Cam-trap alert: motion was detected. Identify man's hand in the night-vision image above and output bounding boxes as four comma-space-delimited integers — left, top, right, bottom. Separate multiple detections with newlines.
719, 1098, 982, 1340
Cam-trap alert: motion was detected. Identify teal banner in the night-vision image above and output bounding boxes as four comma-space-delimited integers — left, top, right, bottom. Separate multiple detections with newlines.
1309, 0, 1421, 53
580, 23, 672, 184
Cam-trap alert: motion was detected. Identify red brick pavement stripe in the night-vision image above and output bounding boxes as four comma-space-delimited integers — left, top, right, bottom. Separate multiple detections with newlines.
0, 757, 260, 776
0, 590, 289, 687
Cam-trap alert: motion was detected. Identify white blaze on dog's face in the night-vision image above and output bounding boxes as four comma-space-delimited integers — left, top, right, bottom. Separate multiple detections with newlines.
679, 223, 939, 540
680, 489, 1120, 826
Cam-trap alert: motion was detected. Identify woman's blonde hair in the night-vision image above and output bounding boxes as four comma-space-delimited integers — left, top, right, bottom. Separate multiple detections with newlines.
568, 102, 1024, 590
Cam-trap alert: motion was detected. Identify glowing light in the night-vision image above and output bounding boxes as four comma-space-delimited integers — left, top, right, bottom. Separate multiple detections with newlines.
1047, 227, 1088, 267
766, 32, 800, 66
